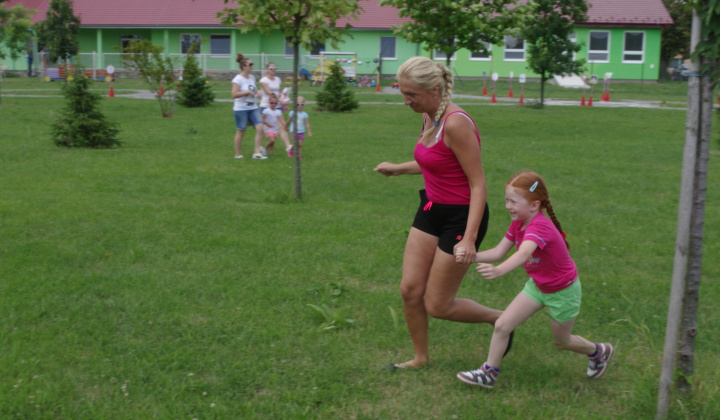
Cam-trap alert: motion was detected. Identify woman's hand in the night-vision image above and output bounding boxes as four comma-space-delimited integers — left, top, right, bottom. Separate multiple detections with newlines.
374, 162, 399, 176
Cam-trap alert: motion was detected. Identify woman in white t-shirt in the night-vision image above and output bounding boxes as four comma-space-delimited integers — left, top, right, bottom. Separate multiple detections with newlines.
259, 62, 292, 157
231, 53, 265, 160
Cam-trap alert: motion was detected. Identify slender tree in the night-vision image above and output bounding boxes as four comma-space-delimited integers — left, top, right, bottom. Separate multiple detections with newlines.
0, 0, 35, 103
216, 0, 362, 201
35, 0, 80, 79
121, 40, 178, 117
379, 0, 528, 68
521, 0, 588, 106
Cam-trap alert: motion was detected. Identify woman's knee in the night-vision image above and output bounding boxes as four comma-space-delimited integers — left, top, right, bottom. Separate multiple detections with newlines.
424, 298, 453, 319
399, 281, 425, 304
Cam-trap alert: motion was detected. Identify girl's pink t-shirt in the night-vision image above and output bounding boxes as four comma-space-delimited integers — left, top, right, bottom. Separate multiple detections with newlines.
413, 111, 480, 205
505, 212, 578, 293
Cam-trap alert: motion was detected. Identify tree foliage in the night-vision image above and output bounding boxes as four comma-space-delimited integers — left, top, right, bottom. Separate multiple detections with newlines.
690, 0, 720, 82
661, 0, 693, 63
379, 0, 528, 67
0, 0, 35, 62
121, 40, 178, 117
315, 61, 359, 112
52, 69, 121, 148
521, 0, 588, 106
178, 43, 215, 108
216, 0, 363, 200
35, 0, 79, 64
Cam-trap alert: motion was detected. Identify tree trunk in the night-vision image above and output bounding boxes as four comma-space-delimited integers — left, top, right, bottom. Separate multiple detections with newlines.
675, 54, 714, 393
292, 41, 302, 201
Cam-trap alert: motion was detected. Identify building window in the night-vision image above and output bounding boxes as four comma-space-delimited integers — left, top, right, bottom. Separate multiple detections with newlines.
504, 35, 525, 61
121, 35, 141, 52
623, 31, 645, 63
588, 31, 610, 63
310, 41, 325, 57
210, 35, 230, 56
284, 38, 294, 56
434, 50, 456, 61
180, 34, 202, 54
470, 41, 491, 61
380, 37, 396, 60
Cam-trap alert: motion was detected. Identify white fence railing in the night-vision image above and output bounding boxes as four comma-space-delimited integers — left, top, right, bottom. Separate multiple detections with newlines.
37, 52, 342, 79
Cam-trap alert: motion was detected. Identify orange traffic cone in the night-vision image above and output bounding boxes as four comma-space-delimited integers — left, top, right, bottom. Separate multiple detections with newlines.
580, 95, 585, 106
108, 84, 114, 98
491, 92, 497, 103
588, 96, 593, 107
482, 86, 488, 96
519, 95, 524, 106
508, 88, 514, 98
159, 84, 164, 96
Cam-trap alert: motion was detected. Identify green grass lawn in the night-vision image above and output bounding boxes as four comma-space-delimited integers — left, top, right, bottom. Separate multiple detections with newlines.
1, 87, 719, 419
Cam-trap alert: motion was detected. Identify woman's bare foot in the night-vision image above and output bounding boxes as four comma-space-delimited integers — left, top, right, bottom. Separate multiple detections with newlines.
384, 359, 428, 371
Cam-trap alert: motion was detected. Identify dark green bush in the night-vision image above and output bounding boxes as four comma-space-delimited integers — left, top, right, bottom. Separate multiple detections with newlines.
52, 70, 121, 148
178, 46, 215, 108
315, 62, 358, 112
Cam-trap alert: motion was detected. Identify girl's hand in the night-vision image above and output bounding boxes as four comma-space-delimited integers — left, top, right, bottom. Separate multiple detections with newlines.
455, 247, 467, 263
476, 263, 502, 280
454, 239, 475, 265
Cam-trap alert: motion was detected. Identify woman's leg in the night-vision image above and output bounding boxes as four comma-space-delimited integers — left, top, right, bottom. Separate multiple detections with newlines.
278, 119, 291, 150
550, 318, 597, 355
234, 129, 245, 157
423, 250, 502, 324
395, 228, 438, 368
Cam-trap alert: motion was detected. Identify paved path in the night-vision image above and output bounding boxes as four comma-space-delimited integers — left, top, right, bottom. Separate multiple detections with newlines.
3, 87, 697, 110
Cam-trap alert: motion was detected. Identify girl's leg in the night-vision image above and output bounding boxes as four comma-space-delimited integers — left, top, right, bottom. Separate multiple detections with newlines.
264, 135, 276, 154
395, 228, 437, 368
549, 318, 597, 355
253, 124, 265, 155
486, 293, 543, 367
234, 129, 245, 157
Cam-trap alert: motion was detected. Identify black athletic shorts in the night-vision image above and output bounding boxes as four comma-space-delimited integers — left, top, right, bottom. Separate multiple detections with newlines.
411, 189, 490, 255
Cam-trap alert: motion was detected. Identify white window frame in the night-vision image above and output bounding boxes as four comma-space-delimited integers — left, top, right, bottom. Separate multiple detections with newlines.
469, 41, 492, 61
209, 34, 230, 57
121, 35, 141, 52
588, 30, 610, 63
504, 35, 525, 61
622, 31, 645, 63
568, 32, 577, 60
434, 50, 456, 61
380, 36, 397, 60
180, 34, 202, 54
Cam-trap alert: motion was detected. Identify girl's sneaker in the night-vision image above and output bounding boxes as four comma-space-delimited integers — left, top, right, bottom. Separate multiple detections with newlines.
587, 343, 613, 378
456, 364, 498, 389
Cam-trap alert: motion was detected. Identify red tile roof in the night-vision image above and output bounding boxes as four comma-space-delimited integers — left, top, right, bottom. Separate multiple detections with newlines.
8, 0, 671, 28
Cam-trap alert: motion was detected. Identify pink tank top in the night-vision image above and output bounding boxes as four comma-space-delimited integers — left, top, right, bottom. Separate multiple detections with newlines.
413, 111, 480, 205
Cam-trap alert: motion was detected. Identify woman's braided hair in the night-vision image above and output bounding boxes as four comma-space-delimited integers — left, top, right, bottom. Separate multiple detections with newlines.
396, 57, 454, 144
506, 170, 570, 250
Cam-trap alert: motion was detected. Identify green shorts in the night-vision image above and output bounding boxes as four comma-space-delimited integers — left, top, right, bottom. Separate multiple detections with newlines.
521, 278, 581, 323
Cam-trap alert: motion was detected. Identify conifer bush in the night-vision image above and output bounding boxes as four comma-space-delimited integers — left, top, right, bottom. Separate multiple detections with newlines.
178, 46, 215, 108
51, 70, 121, 148
315, 62, 358, 112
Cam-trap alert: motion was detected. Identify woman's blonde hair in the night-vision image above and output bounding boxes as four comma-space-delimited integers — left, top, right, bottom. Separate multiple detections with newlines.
396, 56, 453, 143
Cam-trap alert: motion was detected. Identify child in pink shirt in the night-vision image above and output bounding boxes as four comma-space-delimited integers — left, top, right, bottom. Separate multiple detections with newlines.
455, 170, 613, 389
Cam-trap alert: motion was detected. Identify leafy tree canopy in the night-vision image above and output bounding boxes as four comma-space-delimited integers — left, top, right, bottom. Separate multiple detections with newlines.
521, 0, 588, 105
0, 0, 36, 61
379, 0, 529, 67
35, 0, 80, 63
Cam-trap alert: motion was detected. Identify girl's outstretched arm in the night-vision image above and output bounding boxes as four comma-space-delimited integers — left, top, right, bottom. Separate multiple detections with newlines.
476, 239, 538, 280
455, 237, 514, 264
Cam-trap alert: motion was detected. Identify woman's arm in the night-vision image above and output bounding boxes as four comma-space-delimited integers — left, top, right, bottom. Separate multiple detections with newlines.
259, 79, 273, 96
444, 111, 487, 265
231, 82, 253, 99
374, 160, 421, 176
